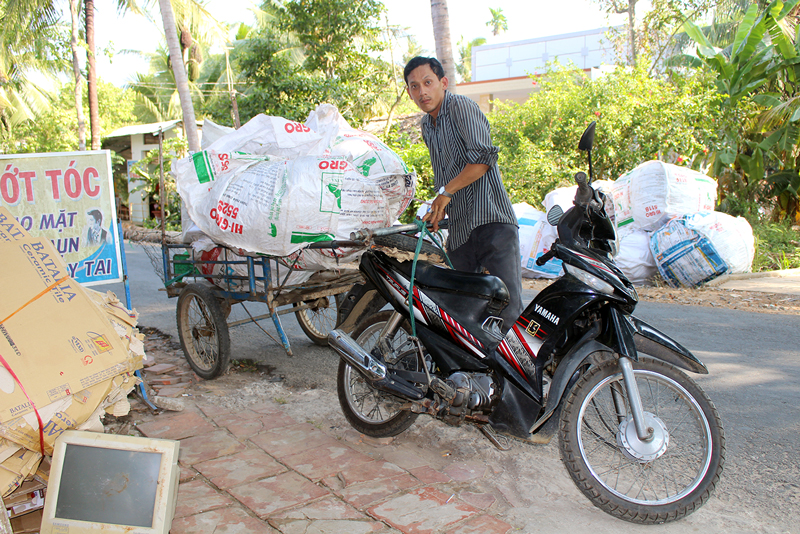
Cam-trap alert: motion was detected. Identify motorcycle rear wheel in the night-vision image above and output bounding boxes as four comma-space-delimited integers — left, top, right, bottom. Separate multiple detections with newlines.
559, 356, 725, 524
337, 311, 423, 438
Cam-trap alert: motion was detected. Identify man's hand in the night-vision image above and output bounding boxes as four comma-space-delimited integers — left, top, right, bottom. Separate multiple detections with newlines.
422, 194, 451, 232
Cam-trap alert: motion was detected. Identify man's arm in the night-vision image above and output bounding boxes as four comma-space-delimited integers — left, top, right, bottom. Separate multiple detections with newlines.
422, 162, 489, 231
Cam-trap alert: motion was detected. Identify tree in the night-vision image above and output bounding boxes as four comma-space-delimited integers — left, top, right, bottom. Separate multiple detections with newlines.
594, 0, 718, 67
0, 0, 65, 135
486, 7, 508, 37
457, 36, 486, 82
225, 0, 389, 124
678, 0, 800, 220
486, 63, 720, 206
279, 0, 384, 79
158, 0, 200, 151
128, 45, 204, 122
0, 80, 136, 154
86, 0, 100, 149
430, 0, 457, 82
69, 0, 86, 150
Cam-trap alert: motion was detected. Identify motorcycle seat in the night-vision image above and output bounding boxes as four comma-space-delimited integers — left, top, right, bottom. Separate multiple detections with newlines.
383, 253, 509, 304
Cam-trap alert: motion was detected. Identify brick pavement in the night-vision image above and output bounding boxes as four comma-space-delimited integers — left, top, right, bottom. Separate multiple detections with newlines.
136, 401, 514, 534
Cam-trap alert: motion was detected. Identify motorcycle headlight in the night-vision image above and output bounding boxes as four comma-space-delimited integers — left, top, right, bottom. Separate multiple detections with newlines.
564, 263, 615, 295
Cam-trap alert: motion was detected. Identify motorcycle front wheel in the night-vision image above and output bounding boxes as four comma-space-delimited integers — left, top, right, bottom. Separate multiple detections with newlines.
337, 311, 424, 438
559, 356, 725, 524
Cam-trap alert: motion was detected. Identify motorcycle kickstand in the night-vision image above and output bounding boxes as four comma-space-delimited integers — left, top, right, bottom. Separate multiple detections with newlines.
479, 425, 512, 451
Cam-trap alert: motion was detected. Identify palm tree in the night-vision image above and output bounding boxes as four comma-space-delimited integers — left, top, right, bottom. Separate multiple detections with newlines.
486, 7, 508, 37
158, 0, 200, 151
69, 0, 86, 150
457, 36, 486, 83
86, 0, 101, 149
0, 1, 64, 133
430, 0, 456, 83
127, 45, 203, 123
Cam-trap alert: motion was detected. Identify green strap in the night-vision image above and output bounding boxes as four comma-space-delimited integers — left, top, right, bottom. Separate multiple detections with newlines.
407, 220, 452, 338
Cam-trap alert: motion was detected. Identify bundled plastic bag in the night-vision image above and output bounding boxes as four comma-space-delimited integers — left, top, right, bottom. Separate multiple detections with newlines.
650, 218, 728, 287
615, 230, 658, 285
613, 161, 717, 236
173, 105, 415, 269
514, 203, 562, 278
682, 212, 755, 274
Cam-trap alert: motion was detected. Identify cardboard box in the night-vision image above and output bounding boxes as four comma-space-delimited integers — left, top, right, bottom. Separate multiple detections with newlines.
0, 234, 134, 423
9, 508, 41, 533
0, 211, 30, 243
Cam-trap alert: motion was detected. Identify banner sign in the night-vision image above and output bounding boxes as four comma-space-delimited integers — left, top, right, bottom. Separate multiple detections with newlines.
0, 151, 123, 286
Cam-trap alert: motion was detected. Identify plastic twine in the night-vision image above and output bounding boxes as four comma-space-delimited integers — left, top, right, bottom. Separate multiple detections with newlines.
406, 220, 452, 338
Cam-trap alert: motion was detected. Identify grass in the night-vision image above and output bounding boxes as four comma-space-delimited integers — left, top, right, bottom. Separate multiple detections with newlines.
752, 220, 800, 272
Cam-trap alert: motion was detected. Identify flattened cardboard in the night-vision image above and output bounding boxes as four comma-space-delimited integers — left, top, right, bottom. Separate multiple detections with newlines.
0, 237, 132, 423
0, 209, 30, 243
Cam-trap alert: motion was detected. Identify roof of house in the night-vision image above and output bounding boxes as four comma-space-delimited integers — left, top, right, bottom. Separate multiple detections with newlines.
105, 120, 183, 139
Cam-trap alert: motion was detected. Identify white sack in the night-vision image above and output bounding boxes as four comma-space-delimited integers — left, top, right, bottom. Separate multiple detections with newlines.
204, 114, 334, 158
620, 161, 717, 232
650, 218, 728, 288
682, 212, 754, 274
176, 156, 393, 268
173, 105, 415, 269
514, 203, 562, 278
201, 118, 235, 150
615, 230, 657, 285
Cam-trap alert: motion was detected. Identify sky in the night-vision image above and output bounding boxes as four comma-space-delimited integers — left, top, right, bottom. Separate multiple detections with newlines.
84, 0, 631, 87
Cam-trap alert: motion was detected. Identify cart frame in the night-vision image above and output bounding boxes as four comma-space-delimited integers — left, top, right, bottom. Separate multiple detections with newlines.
161, 242, 362, 378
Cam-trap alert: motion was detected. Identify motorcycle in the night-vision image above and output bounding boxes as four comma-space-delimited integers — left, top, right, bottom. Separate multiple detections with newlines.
328, 122, 725, 524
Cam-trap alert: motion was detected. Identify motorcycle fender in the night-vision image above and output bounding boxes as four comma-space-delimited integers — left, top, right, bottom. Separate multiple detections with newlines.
630, 316, 708, 374
530, 339, 612, 433
336, 281, 387, 334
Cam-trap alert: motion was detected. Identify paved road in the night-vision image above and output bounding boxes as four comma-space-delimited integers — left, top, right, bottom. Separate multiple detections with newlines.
99, 240, 800, 532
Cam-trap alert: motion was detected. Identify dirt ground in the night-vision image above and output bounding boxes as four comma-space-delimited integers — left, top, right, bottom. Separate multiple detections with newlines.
522, 276, 800, 315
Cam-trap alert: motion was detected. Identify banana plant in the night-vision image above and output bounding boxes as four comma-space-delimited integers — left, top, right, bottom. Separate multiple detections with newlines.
679, 0, 800, 219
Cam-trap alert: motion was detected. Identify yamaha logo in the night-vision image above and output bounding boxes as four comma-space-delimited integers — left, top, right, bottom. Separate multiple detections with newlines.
534, 304, 560, 325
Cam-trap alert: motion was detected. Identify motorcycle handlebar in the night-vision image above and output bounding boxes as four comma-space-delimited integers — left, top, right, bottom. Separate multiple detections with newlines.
536, 248, 556, 266
574, 171, 593, 205
350, 220, 449, 241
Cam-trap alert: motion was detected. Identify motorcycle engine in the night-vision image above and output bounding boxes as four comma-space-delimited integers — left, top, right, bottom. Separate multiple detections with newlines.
446, 372, 497, 412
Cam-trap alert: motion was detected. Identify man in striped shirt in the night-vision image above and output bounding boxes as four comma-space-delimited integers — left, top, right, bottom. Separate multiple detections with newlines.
404, 56, 523, 333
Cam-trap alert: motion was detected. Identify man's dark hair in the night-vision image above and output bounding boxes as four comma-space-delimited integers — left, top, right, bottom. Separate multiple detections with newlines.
404, 56, 445, 85
88, 209, 102, 224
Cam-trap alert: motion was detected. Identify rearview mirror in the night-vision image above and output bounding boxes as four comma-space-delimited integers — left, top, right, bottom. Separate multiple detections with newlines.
547, 205, 564, 226
578, 121, 596, 152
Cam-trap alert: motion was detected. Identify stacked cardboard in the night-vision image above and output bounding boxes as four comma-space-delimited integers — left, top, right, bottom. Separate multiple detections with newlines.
0, 207, 145, 510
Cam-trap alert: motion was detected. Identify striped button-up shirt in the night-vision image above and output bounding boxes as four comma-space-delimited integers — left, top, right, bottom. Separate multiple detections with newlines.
421, 91, 517, 250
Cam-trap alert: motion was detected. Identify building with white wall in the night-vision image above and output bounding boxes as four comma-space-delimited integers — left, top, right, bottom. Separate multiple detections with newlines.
103, 121, 198, 224
456, 27, 619, 112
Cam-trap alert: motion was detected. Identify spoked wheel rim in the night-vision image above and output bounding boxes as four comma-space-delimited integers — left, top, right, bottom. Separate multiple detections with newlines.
342, 322, 419, 425
295, 297, 337, 344
184, 295, 219, 372
577, 369, 714, 506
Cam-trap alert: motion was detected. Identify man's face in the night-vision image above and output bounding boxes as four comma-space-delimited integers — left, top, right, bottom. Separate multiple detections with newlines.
406, 64, 448, 118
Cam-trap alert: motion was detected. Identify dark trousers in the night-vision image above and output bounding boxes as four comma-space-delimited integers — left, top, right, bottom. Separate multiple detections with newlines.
447, 222, 523, 334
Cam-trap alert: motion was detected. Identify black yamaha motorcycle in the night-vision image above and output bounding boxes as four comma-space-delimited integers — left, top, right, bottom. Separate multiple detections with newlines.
328, 122, 724, 524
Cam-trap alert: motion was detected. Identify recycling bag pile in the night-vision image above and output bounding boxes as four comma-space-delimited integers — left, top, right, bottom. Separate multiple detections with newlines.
173, 104, 415, 271
517, 161, 755, 287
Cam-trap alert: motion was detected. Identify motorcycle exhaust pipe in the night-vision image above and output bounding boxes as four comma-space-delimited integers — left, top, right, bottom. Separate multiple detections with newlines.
328, 329, 425, 401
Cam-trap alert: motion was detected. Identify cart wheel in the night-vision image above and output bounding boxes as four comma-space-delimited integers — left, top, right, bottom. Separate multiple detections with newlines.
294, 295, 340, 346
176, 283, 231, 379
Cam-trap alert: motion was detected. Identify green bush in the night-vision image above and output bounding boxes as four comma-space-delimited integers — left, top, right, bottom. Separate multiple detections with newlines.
488, 62, 721, 208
